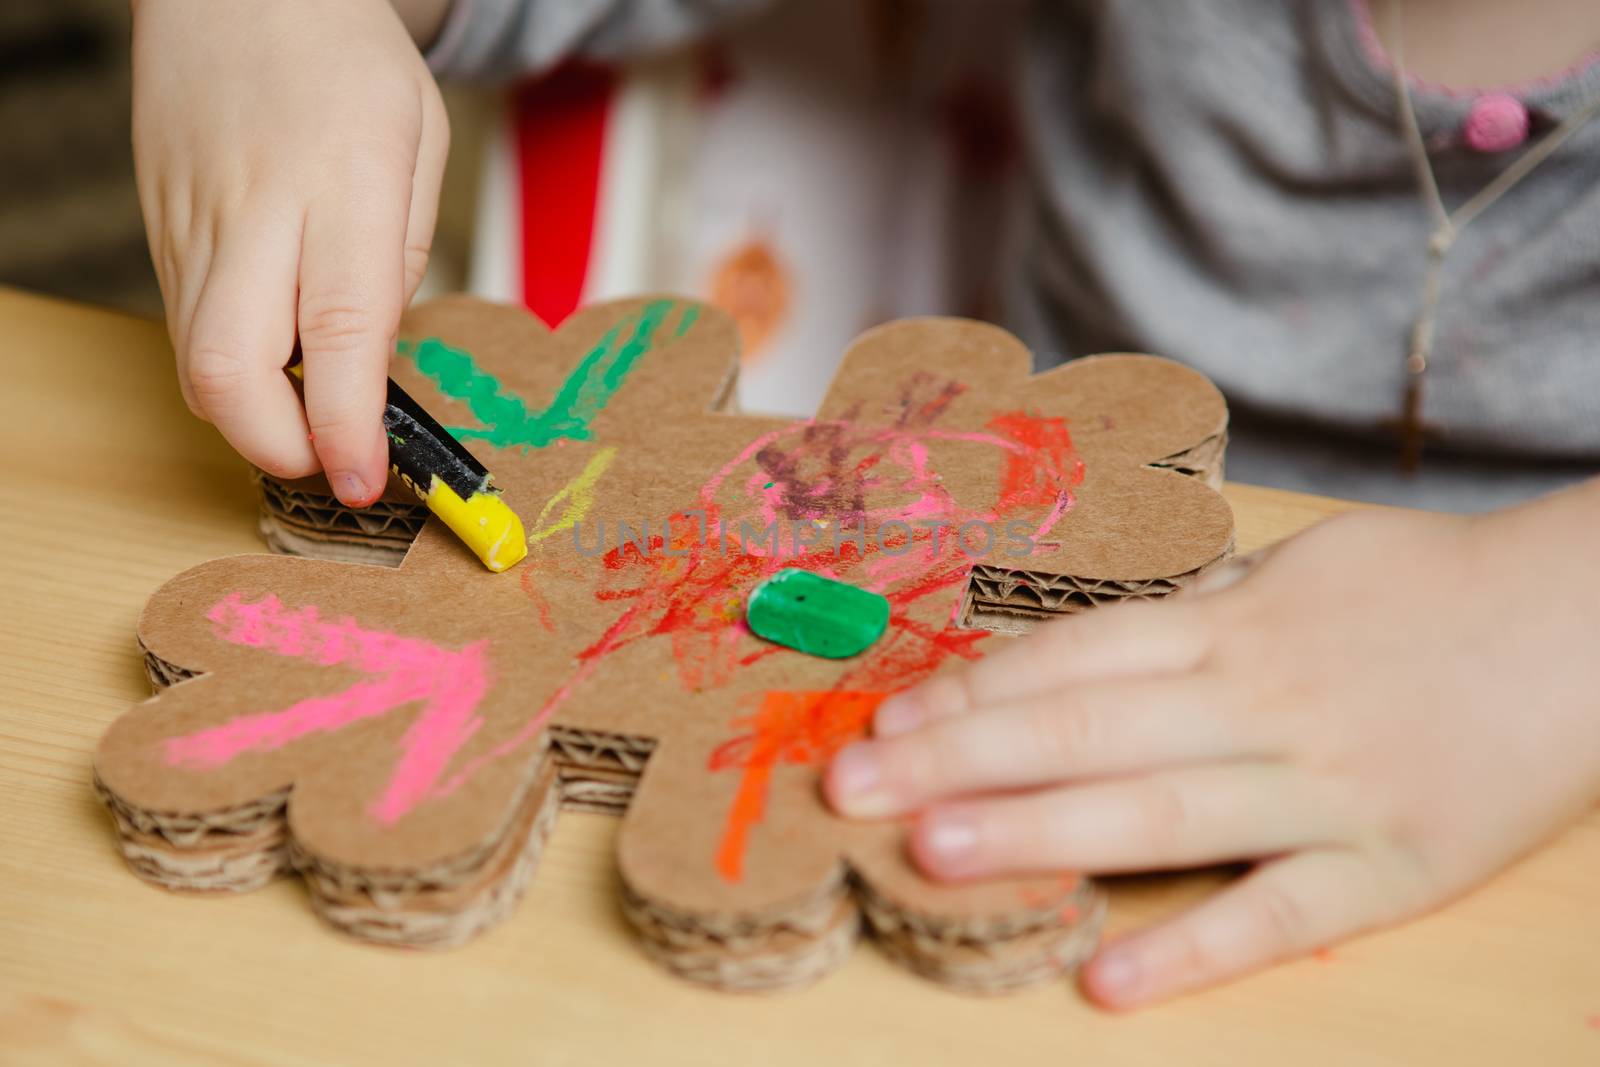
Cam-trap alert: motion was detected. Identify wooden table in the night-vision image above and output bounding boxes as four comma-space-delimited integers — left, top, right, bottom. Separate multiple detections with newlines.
2, 288, 1596, 1066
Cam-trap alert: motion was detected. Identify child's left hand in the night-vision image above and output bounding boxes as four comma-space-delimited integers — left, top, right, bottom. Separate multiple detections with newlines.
824, 482, 1600, 1008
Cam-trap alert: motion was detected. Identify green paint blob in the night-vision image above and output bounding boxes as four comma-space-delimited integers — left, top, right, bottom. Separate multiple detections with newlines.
745, 569, 889, 659
397, 298, 686, 451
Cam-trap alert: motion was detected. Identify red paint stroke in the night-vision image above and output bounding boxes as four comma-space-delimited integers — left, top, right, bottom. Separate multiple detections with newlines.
588, 392, 1082, 697
163, 593, 492, 825
1019, 873, 1085, 924
433, 601, 649, 801
899, 373, 966, 428
987, 410, 1086, 511
415, 379, 1088, 880
708, 691, 887, 883
591, 393, 1084, 880
520, 563, 557, 633
162, 389, 1089, 863
1018, 872, 1084, 910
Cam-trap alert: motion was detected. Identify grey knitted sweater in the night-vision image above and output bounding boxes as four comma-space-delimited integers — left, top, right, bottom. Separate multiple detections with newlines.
428, 0, 1600, 511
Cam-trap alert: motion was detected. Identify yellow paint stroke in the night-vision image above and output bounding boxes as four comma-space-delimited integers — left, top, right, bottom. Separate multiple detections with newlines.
528, 446, 618, 545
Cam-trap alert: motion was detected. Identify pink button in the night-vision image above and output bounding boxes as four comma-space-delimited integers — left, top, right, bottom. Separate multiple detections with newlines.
1463, 93, 1531, 152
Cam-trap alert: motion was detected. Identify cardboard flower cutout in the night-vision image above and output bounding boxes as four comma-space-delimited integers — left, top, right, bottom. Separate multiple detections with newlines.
96, 296, 1233, 992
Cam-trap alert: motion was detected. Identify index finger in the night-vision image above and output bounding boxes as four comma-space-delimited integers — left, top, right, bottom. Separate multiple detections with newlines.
296, 173, 410, 506
874, 597, 1215, 737
828, 676, 1236, 819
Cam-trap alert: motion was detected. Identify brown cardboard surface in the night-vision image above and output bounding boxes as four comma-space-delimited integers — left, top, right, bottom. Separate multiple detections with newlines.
93, 294, 1233, 992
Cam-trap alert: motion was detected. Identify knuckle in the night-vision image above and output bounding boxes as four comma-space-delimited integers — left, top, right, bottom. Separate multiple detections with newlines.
304, 406, 371, 443
403, 244, 431, 291
875, 737, 928, 797
920, 730, 969, 792
324, 122, 421, 182
1169, 922, 1227, 983
1375, 838, 1448, 916
937, 670, 980, 718
185, 347, 253, 408
1253, 880, 1313, 956
346, 143, 417, 185
299, 299, 385, 352
894, 724, 977, 797
1032, 699, 1101, 768
154, 239, 182, 293
1133, 782, 1193, 853
1203, 602, 1278, 679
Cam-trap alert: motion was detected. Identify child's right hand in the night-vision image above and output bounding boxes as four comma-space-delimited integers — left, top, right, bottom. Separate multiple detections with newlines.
131, 0, 450, 506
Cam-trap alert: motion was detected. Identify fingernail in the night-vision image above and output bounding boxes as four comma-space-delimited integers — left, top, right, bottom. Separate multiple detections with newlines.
874, 694, 923, 737
331, 471, 370, 505
921, 811, 978, 862
1092, 948, 1142, 1003
828, 743, 892, 817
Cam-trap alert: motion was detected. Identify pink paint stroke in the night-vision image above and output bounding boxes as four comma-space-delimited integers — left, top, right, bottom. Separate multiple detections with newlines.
433, 602, 645, 800
426, 410, 1083, 793
161, 593, 493, 825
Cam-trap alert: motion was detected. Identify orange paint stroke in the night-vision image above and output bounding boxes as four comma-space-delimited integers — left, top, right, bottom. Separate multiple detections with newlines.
708, 691, 887, 882
708, 237, 791, 364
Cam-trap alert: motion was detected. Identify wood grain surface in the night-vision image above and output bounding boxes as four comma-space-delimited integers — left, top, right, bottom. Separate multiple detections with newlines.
2, 288, 1596, 1066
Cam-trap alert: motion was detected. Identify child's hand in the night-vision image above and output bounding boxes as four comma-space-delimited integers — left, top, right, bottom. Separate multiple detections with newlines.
825, 485, 1600, 1007
132, 0, 449, 505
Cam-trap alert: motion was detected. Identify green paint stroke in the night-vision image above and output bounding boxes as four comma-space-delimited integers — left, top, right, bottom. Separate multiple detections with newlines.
398, 299, 691, 450
674, 304, 699, 337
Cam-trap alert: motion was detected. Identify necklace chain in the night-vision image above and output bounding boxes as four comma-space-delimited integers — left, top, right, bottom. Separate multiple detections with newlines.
1389, 3, 1600, 470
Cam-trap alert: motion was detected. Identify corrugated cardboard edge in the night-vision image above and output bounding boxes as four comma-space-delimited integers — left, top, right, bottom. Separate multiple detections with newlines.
621, 873, 858, 992
117, 646, 1107, 990
860, 878, 1107, 993
102, 296, 1232, 994
255, 473, 421, 568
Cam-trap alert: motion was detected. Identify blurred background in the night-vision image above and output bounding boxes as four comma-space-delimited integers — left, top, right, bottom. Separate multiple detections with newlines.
2, 0, 1026, 415
3, 1, 157, 315
0, 1, 487, 318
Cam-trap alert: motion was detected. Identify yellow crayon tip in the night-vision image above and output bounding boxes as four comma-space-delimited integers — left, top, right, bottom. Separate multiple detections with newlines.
424, 476, 528, 573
